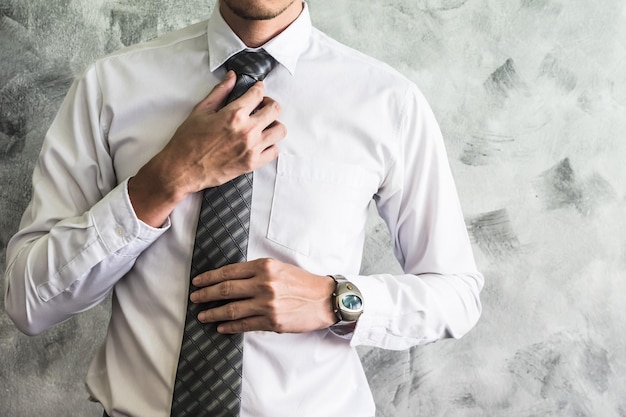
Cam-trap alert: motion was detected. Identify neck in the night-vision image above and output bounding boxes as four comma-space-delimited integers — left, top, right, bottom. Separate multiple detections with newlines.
219, 1, 303, 48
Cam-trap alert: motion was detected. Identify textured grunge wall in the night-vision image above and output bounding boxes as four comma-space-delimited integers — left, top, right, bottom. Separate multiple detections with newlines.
2, 0, 626, 416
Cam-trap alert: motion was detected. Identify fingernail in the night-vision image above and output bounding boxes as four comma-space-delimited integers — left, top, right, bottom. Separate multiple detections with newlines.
197, 312, 205, 322
190, 292, 198, 302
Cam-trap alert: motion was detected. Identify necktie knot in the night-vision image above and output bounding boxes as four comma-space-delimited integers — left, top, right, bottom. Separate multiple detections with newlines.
226, 49, 276, 81
224, 49, 276, 104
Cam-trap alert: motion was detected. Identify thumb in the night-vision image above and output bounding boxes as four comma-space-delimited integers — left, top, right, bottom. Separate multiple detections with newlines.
197, 71, 237, 112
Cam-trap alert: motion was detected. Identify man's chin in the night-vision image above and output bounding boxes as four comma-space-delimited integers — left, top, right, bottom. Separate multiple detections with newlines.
222, 0, 294, 21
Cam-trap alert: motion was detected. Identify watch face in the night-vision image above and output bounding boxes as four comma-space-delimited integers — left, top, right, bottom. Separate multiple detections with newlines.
341, 294, 363, 311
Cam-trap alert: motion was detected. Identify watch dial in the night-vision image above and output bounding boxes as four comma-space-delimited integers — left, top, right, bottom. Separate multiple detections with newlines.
342, 294, 362, 310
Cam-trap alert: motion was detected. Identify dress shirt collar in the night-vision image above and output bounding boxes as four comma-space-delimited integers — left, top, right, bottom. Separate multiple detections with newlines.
206, 1, 312, 75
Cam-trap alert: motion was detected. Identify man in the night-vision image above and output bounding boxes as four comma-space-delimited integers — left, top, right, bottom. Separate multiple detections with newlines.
4, 0, 483, 416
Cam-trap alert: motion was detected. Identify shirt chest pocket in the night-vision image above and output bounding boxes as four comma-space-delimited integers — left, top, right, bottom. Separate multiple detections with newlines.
267, 153, 379, 257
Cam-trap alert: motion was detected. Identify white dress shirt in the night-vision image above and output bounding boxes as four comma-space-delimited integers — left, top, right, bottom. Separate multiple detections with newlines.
4, 3, 483, 416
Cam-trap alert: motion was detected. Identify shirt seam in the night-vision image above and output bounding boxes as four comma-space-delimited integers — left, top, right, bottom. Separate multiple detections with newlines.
49, 235, 100, 292
91, 63, 110, 158
396, 87, 412, 188
374, 88, 407, 206
94, 21, 209, 68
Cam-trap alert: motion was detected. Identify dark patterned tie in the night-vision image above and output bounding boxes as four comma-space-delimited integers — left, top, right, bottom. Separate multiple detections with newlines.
170, 50, 276, 417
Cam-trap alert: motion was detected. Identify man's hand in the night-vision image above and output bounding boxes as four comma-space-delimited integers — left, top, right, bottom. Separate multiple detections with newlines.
129, 71, 286, 227
189, 258, 338, 334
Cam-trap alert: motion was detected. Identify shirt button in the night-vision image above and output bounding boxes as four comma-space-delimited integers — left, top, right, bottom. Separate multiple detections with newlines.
115, 226, 126, 237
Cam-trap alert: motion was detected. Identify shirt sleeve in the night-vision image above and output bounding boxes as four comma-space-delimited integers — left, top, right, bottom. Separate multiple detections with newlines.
3, 65, 169, 336
346, 85, 484, 350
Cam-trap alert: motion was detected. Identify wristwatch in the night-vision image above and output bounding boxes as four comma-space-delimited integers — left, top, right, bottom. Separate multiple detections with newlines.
329, 274, 364, 326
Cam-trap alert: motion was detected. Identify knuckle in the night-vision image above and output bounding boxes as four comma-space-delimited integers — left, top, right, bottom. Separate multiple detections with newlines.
219, 281, 231, 298
200, 310, 212, 323
251, 82, 264, 95
258, 258, 275, 273
243, 149, 257, 166
241, 125, 255, 140
266, 146, 279, 161
257, 262, 282, 296
277, 122, 287, 137
225, 303, 238, 320
218, 267, 229, 282
192, 275, 204, 288
194, 288, 206, 299
227, 108, 247, 126
267, 281, 280, 298
258, 280, 274, 297
266, 298, 279, 313
241, 139, 255, 157
267, 312, 284, 333
234, 130, 257, 153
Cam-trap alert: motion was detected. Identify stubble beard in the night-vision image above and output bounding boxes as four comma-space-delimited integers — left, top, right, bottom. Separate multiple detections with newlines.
221, 0, 297, 21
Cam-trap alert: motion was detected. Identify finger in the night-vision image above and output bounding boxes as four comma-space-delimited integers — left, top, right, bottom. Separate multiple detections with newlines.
223, 81, 265, 113
257, 144, 279, 165
195, 70, 237, 112
197, 299, 262, 324
261, 120, 287, 145
252, 97, 282, 129
251, 121, 285, 162
190, 278, 256, 303
192, 261, 257, 287
217, 316, 270, 334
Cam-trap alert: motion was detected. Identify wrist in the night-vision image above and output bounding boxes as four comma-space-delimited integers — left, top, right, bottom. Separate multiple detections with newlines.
328, 275, 364, 330
128, 161, 186, 227
320, 274, 339, 328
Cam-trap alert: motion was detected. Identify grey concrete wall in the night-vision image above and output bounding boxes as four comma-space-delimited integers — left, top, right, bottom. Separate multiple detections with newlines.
1, 0, 625, 416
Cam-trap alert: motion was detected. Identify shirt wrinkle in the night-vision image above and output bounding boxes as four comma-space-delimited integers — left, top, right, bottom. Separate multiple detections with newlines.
3, 1, 482, 415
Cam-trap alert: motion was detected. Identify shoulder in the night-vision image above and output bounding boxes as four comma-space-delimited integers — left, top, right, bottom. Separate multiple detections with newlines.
306, 26, 431, 118
94, 19, 209, 68
307, 27, 432, 121
72, 19, 211, 94
308, 27, 417, 93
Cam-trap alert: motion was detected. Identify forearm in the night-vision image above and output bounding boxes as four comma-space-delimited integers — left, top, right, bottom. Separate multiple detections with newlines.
4, 181, 167, 335
347, 270, 483, 350
346, 83, 484, 350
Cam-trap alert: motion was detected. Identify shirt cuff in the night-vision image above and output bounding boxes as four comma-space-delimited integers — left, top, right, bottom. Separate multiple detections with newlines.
342, 274, 393, 348
90, 178, 170, 257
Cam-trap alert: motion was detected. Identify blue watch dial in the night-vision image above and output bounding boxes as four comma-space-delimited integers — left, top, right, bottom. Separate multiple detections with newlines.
342, 294, 362, 310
